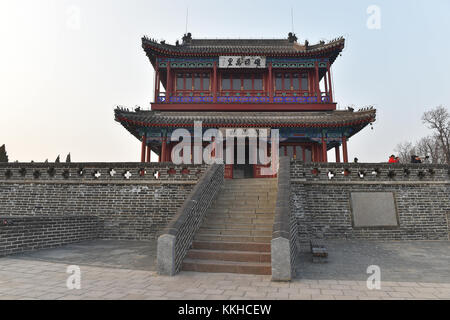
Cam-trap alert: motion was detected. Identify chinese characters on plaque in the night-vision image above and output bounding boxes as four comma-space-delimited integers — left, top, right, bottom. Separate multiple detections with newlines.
219, 56, 266, 68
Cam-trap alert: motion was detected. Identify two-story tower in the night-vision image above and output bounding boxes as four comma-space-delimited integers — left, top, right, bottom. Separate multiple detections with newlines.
115, 33, 376, 178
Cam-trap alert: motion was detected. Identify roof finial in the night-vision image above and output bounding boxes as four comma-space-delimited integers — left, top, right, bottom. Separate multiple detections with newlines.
182, 32, 192, 44
288, 32, 297, 43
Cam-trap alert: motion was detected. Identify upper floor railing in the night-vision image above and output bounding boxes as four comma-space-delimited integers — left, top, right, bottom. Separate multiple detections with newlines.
156, 92, 331, 104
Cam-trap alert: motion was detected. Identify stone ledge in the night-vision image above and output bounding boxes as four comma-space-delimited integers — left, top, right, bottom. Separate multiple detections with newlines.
0, 180, 199, 185
292, 180, 450, 185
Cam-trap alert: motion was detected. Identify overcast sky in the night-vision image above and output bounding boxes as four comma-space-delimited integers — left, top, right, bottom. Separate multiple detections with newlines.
1, 0, 449, 163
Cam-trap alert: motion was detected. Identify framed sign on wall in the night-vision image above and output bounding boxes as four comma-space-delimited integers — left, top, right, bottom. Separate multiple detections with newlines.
219, 56, 266, 68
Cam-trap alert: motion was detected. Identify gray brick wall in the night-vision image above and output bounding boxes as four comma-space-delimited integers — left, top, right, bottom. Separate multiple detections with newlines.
0, 163, 207, 240
158, 164, 225, 275
291, 161, 450, 241
0, 215, 100, 256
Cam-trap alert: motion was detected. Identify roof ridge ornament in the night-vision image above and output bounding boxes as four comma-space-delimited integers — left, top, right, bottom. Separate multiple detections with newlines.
288, 32, 298, 43
182, 32, 192, 45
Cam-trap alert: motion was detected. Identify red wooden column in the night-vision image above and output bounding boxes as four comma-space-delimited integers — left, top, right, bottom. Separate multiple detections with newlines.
312, 144, 317, 162
140, 135, 146, 163
213, 62, 218, 103
268, 62, 273, 102
327, 62, 333, 103
321, 134, 328, 163
315, 62, 320, 102
161, 135, 167, 163
342, 135, 348, 163
166, 63, 171, 101
146, 143, 151, 163
324, 69, 329, 100
154, 67, 160, 102
335, 145, 341, 163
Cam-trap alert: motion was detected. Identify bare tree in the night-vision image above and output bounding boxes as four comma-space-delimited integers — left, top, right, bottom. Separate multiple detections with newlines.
415, 136, 447, 163
394, 141, 415, 163
422, 106, 450, 164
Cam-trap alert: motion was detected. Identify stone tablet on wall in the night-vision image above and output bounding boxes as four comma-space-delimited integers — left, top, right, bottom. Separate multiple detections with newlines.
350, 192, 399, 227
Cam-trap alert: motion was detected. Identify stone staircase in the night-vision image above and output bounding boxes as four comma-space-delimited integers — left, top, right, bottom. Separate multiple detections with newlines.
182, 178, 277, 275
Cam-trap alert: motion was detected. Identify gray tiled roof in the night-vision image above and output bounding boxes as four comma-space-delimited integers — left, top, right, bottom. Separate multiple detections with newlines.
141, 36, 345, 58
115, 109, 376, 128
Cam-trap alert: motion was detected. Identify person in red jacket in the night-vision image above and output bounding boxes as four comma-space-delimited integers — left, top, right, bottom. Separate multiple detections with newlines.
388, 155, 396, 163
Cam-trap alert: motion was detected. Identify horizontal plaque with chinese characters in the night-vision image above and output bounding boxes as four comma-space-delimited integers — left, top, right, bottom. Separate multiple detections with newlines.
219, 56, 266, 68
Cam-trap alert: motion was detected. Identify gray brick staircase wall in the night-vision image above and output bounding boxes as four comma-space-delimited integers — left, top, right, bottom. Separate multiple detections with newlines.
0, 163, 207, 241
272, 157, 298, 281
0, 215, 100, 257
157, 164, 225, 276
291, 161, 450, 241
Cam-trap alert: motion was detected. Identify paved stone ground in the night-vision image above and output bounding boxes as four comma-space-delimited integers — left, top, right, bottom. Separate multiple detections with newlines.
14, 240, 157, 271
0, 240, 449, 300
297, 240, 450, 283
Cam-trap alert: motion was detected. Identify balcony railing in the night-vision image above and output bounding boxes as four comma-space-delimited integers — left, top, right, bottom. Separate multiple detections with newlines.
155, 92, 331, 104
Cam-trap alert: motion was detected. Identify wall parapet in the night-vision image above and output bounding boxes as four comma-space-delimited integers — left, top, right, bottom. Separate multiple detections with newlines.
291, 161, 449, 182
0, 163, 208, 182
272, 157, 298, 281
157, 164, 225, 276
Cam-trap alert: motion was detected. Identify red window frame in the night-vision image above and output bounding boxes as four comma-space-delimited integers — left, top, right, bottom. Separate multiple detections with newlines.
220, 72, 265, 94
274, 71, 310, 95
175, 71, 211, 94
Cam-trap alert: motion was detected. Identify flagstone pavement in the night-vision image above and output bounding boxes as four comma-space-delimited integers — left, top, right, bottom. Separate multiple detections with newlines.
0, 257, 449, 300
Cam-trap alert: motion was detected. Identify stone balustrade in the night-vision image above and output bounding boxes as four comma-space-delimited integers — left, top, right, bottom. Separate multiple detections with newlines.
0, 163, 208, 183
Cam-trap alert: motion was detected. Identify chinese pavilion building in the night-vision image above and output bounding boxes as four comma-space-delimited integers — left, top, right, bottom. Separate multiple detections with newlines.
115, 32, 376, 178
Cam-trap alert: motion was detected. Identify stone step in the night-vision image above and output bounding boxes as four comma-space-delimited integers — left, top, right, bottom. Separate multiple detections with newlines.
224, 179, 277, 184
182, 259, 271, 275
207, 208, 276, 214
218, 194, 275, 200
203, 213, 275, 220
186, 249, 271, 263
202, 217, 274, 225
201, 222, 273, 231
194, 234, 272, 243
192, 241, 271, 252
197, 228, 272, 237
214, 200, 276, 206
220, 188, 277, 193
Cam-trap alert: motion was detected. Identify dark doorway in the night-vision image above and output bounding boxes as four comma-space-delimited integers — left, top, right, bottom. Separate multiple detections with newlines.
232, 139, 254, 179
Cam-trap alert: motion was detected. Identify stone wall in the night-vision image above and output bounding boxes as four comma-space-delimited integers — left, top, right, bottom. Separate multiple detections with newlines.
272, 157, 298, 281
0, 163, 207, 241
291, 161, 450, 241
158, 164, 225, 276
0, 215, 100, 257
